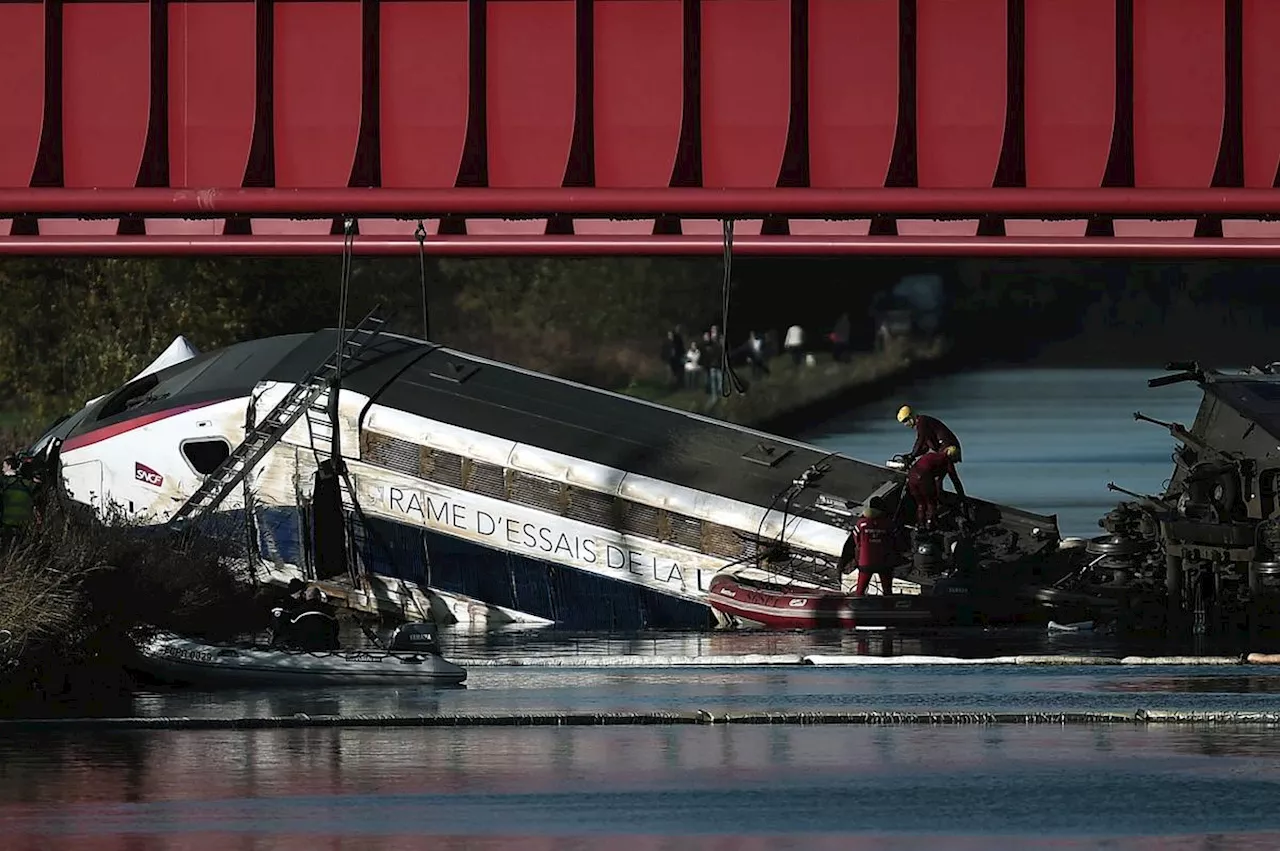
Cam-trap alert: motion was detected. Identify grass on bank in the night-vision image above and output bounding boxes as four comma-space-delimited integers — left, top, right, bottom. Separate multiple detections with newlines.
0, 495, 265, 712
622, 337, 950, 426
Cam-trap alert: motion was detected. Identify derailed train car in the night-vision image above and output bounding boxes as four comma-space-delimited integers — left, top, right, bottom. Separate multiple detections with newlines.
1055, 362, 1280, 633
21, 318, 1066, 631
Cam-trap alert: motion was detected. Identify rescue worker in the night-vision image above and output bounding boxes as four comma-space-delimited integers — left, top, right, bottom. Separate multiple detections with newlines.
907, 445, 965, 530
270, 579, 339, 651
837, 496, 902, 597
897, 405, 964, 493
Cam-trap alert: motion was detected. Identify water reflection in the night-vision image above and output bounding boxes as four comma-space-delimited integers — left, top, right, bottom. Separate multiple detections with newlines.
3, 726, 1280, 849
8, 837, 1277, 851
431, 622, 1258, 665
124, 663, 1280, 722
1102, 676, 1280, 696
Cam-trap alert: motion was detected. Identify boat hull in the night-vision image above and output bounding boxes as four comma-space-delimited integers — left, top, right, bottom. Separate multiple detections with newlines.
708, 573, 1047, 630
131, 632, 468, 687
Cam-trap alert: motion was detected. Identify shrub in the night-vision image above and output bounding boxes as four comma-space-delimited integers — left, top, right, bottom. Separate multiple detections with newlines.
0, 489, 261, 711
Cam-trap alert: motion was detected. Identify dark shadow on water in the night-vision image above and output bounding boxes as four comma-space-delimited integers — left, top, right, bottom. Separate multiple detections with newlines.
1101, 675, 1280, 695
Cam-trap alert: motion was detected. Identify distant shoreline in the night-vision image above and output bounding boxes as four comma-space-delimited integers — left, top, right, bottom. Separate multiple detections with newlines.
624, 339, 959, 438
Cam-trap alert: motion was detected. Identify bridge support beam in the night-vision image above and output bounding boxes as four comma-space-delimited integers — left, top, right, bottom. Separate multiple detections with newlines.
1, 188, 1280, 219
3, 234, 1280, 257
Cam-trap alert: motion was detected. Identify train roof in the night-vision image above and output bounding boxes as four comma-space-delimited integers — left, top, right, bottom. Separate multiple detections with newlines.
1200, 370, 1280, 443
54, 327, 1059, 537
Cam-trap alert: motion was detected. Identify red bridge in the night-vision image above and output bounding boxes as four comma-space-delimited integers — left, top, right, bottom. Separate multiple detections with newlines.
1, 0, 1278, 256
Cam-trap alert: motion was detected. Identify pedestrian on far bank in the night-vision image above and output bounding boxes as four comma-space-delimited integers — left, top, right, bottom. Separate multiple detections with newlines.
830, 313, 852, 363
784, 324, 805, 366
661, 329, 684, 388
705, 326, 725, 400
744, 331, 770, 379
684, 341, 703, 390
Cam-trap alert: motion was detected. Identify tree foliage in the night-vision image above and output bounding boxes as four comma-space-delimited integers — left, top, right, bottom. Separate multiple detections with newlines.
3, 253, 1274, 434
0, 256, 720, 430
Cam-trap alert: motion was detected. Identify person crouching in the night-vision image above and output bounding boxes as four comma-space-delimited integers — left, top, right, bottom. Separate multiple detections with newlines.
907, 445, 965, 530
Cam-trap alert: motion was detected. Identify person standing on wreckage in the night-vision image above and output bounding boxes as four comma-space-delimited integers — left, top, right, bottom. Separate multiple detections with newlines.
836, 496, 906, 597
897, 405, 968, 510
897, 405, 963, 471
907, 446, 965, 530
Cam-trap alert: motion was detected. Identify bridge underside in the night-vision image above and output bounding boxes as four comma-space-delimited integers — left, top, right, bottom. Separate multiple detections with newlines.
2, 0, 1278, 257
3, 187, 1280, 257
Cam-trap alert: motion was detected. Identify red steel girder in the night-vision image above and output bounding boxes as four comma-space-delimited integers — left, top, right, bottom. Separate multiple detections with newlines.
2, 188, 1280, 219
5, 234, 1280, 257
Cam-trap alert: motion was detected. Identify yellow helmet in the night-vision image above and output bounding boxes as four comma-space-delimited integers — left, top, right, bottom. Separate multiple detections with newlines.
943, 445, 959, 459
897, 405, 914, 424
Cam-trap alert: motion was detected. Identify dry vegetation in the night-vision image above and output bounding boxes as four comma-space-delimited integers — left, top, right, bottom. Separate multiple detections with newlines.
0, 491, 261, 712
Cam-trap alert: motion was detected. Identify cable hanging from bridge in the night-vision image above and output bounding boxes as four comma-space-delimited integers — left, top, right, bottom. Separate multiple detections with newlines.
720, 218, 746, 398
335, 217, 356, 384
415, 220, 431, 340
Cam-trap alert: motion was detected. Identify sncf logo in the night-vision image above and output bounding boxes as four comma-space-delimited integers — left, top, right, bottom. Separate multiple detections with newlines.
135, 463, 164, 488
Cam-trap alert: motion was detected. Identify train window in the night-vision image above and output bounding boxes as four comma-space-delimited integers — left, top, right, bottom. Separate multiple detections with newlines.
182, 439, 231, 475
96, 374, 161, 421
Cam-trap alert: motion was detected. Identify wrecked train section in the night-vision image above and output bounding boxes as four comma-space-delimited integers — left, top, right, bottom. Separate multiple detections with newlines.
1074, 362, 1280, 633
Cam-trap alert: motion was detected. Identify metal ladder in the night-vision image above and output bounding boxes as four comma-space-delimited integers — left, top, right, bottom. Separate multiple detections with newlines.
166, 309, 387, 527
299, 378, 371, 589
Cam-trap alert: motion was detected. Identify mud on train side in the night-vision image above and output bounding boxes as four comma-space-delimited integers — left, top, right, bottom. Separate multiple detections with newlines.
28, 326, 1060, 631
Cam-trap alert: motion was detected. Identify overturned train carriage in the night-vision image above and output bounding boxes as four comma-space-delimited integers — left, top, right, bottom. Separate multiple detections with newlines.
1087, 362, 1280, 633
30, 325, 1060, 630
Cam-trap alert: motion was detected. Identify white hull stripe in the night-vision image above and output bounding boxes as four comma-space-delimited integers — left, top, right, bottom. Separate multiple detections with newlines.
351, 467, 725, 604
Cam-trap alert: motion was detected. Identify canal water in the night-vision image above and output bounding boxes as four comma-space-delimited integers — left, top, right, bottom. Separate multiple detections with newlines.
7, 366, 1269, 850
801, 366, 1207, 538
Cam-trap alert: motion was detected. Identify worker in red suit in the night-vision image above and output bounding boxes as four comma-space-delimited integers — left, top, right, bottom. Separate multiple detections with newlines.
897, 404, 964, 493
837, 496, 903, 597
907, 445, 965, 530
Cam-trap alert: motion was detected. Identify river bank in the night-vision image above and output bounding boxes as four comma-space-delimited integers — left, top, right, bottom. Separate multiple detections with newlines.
624, 337, 954, 436
0, 498, 263, 715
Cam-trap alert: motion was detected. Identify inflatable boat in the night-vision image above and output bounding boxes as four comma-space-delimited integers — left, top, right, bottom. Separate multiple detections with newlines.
708, 573, 1045, 630
131, 623, 468, 687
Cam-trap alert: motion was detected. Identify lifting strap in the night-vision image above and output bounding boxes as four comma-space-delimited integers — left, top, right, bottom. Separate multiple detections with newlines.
415, 220, 431, 340
720, 218, 746, 397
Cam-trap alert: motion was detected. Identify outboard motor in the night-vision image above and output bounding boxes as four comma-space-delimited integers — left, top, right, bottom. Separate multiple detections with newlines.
388, 622, 442, 655
912, 530, 947, 576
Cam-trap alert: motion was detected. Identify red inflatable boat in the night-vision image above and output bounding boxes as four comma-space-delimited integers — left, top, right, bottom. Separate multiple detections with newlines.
708, 573, 937, 629
708, 569, 1052, 630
